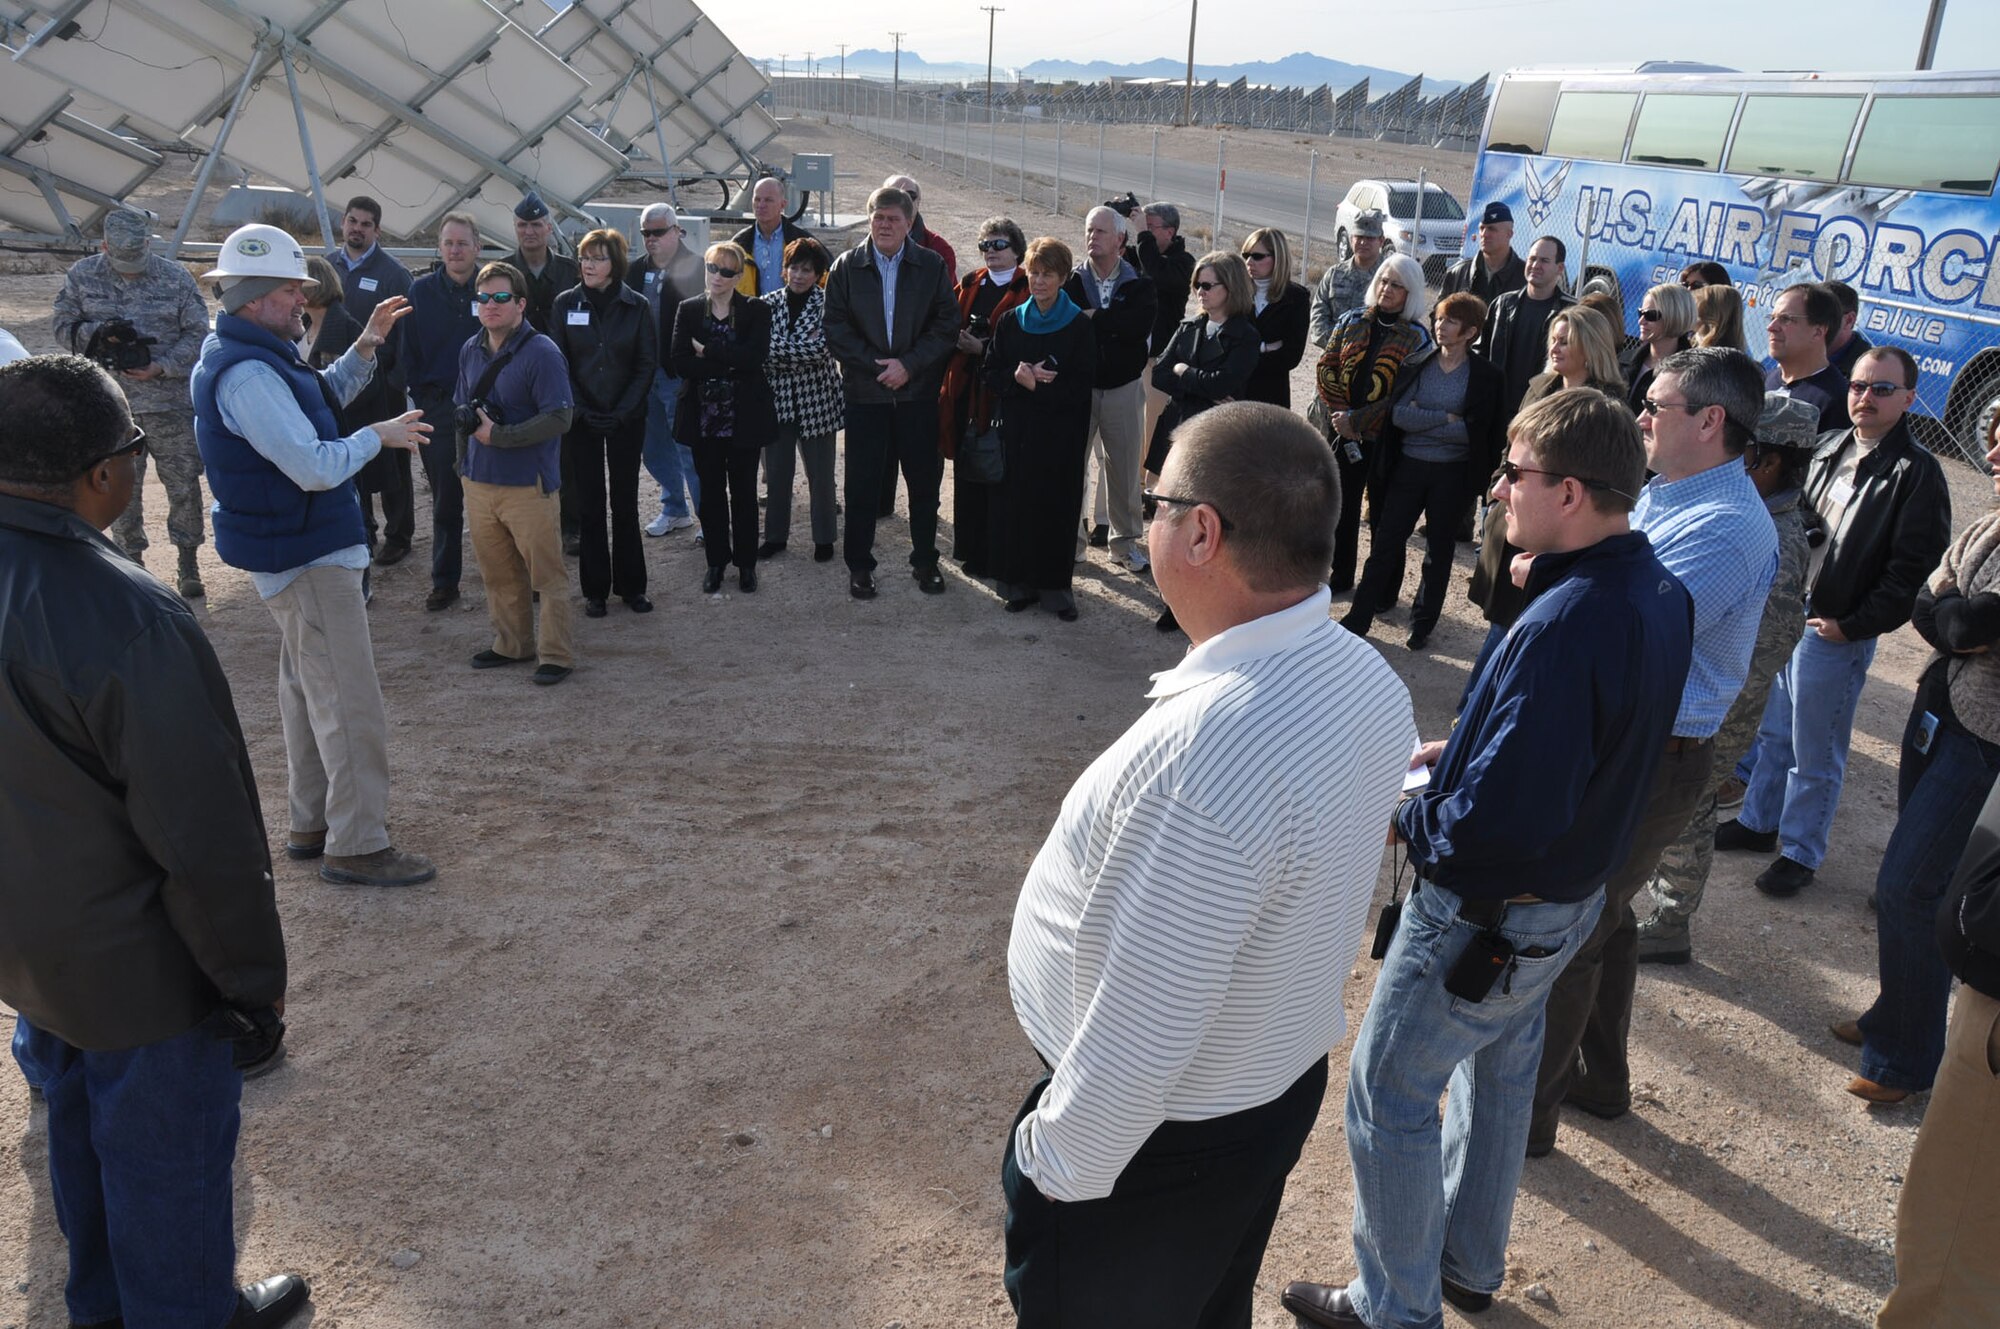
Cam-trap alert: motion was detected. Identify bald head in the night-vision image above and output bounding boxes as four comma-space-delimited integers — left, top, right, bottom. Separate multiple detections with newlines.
751, 176, 785, 233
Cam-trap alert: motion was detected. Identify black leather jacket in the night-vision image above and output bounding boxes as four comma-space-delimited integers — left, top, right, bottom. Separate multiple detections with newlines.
0, 493, 284, 1050
1802, 419, 1952, 640
1941, 776, 2000, 1001
548, 282, 658, 426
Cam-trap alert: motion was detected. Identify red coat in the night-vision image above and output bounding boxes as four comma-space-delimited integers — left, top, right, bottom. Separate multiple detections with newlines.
915, 222, 958, 286
937, 268, 1030, 458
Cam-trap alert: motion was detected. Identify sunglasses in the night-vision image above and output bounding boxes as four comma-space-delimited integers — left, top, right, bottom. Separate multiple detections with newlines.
1848, 379, 1906, 397
80, 424, 147, 474
1242, 250, 1272, 262
471, 291, 519, 305
1640, 397, 1701, 417
640, 226, 678, 238
1639, 308, 1662, 321
1498, 459, 1636, 503
977, 237, 1014, 253
1143, 489, 1235, 530
706, 262, 741, 278
1193, 280, 1222, 292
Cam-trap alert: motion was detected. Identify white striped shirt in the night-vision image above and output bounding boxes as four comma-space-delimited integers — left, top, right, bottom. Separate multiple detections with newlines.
1007, 588, 1416, 1201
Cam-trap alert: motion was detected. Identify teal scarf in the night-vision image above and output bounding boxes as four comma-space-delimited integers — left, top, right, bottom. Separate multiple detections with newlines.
1016, 291, 1081, 334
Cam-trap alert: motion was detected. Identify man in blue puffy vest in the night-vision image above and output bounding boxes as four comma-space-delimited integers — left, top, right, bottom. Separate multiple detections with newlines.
191, 223, 437, 889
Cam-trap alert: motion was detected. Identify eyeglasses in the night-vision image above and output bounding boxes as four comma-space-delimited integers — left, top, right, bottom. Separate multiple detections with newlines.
1143, 489, 1234, 530
706, 262, 741, 278
1848, 379, 1906, 397
1497, 459, 1636, 503
1639, 308, 1662, 322
1242, 251, 1272, 262
640, 226, 677, 238
1640, 397, 1701, 417
80, 424, 147, 474
1192, 280, 1222, 292
977, 237, 1014, 253
1767, 313, 1807, 327
471, 291, 519, 305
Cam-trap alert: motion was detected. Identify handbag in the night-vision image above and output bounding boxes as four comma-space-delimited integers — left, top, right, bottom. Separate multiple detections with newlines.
959, 410, 1005, 485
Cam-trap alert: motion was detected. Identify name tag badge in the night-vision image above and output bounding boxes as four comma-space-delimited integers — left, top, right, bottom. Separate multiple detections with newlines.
644, 271, 657, 285
1830, 478, 1857, 507
358, 276, 378, 292
471, 300, 481, 317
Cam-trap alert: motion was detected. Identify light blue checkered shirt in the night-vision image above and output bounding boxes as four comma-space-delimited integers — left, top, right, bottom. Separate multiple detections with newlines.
1634, 460, 1780, 738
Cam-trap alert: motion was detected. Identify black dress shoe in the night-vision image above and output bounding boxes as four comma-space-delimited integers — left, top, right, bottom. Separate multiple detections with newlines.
1564, 1088, 1629, 1120
1442, 1275, 1494, 1314
1407, 627, 1432, 651
1057, 607, 1079, 622
1005, 596, 1039, 613
1279, 1280, 1367, 1327
624, 594, 653, 613
1327, 577, 1354, 595
239, 1039, 287, 1081
702, 566, 725, 594
1088, 523, 1109, 548
1338, 611, 1370, 637
914, 564, 946, 594
757, 540, 785, 559
850, 573, 877, 600
1715, 819, 1778, 853
425, 586, 459, 611
739, 566, 757, 593
584, 597, 608, 618
1756, 854, 1816, 897
531, 664, 572, 687
1156, 606, 1180, 634
814, 543, 835, 562
375, 540, 410, 567
470, 649, 533, 669
226, 1273, 309, 1328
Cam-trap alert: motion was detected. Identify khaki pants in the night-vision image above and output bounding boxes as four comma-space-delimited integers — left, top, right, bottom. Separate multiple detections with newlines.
1877, 984, 2000, 1328
1081, 377, 1147, 552
265, 564, 391, 857
465, 478, 574, 669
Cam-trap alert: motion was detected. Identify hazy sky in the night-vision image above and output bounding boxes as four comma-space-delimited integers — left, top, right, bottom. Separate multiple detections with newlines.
718, 0, 2000, 83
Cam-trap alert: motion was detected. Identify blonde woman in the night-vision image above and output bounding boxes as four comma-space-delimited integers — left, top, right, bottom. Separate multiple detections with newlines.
1240, 227, 1311, 408
1693, 283, 1749, 352
1620, 282, 1697, 413
1520, 306, 1624, 408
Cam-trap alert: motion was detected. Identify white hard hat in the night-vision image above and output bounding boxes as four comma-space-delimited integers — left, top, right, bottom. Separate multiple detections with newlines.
201, 223, 315, 284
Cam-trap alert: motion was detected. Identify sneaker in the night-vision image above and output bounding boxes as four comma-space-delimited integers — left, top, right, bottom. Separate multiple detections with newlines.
694, 531, 706, 547
320, 846, 436, 887
669, 514, 697, 532
645, 512, 674, 537
1122, 546, 1151, 573
1713, 776, 1747, 812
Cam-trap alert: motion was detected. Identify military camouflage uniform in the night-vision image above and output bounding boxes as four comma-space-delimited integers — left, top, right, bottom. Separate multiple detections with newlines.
52, 253, 212, 555
1310, 256, 1383, 348
1639, 487, 1812, 946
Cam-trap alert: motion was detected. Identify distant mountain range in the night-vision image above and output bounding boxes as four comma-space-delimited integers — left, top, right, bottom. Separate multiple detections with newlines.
766, 49, 1458, 96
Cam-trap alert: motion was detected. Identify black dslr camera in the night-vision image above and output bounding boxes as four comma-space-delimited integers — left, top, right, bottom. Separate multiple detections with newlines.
1104, 191, 1140, 217
83, 318, 156, 372
454, 398, 492, 435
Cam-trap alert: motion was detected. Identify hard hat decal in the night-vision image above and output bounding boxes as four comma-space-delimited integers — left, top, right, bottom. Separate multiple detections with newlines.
238, 238, 270, 256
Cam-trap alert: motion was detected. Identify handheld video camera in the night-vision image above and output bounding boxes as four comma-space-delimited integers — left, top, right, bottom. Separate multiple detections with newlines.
84, 318, 156, 373
1104, 191, 1141, 217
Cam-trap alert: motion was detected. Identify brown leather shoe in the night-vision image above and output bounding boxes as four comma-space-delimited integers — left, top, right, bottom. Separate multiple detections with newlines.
319, 846, 436, 887
284, 830, 326, 861
1830, 1019, 1862, 1047
1846, 1076, 1910, 1105
1280, 1281, 1368, 1326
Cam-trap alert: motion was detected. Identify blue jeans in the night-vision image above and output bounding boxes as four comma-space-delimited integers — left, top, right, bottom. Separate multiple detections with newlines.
1860, 713, 2000, 1092
1345, 882, 1604, 1329
1735, 626, 1876, 869
21, 1017, 243, 1328
642, 370, 698, 518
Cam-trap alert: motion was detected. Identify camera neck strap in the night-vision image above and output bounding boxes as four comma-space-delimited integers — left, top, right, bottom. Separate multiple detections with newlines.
469, 347, 518, 406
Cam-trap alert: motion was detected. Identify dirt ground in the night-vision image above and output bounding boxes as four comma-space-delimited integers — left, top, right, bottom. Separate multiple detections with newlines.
1, 116, 1988, 1328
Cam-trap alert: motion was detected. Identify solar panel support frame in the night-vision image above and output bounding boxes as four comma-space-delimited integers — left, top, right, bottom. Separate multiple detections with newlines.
279, 39, 337, 253
167, 29, 271, 260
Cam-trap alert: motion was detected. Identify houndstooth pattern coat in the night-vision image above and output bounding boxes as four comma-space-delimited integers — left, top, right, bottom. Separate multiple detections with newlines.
761, 286, 845, 439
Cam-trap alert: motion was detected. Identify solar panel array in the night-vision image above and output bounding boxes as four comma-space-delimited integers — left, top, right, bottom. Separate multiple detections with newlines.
0, 0, 772, 244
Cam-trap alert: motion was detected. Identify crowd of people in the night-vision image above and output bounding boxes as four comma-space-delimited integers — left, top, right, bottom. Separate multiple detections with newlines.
2, 160, 1996, 1329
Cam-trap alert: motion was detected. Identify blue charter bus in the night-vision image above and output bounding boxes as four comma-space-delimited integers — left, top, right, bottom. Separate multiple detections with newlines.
1468, 66, 2000, 464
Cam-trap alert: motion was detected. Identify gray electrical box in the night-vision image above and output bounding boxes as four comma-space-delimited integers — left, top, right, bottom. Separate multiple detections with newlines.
791, 153, 834, 191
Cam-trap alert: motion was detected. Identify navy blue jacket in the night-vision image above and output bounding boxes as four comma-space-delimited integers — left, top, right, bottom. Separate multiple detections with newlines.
1397, 531, 1694, 902
399, 266, 481, 398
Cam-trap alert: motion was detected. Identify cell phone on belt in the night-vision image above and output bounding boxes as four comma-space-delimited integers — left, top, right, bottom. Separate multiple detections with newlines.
1444, 930, 1515, 1002
1916, 710, 1940, 755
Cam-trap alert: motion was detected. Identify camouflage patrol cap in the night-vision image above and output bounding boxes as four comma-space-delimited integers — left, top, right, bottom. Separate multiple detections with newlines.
1352, 209, 1386, 239
1757, 392, 1821, 453
102, 208, 152, 275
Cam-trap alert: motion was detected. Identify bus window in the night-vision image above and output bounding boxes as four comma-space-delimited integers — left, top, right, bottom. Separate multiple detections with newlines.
1725, 94, 1863, 179
1545, 91, 1638, 163
1849, 95, 2000, 194
1627, 93, 1737, 170
1487, 79, 1560, 155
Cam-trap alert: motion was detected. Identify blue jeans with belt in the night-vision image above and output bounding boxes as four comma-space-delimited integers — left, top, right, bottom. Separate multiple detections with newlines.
1860, 712, 2000, 1092
1344, 881, 1604, 1329
19, 1017, 244, 1328
1736, 625, 1877, 869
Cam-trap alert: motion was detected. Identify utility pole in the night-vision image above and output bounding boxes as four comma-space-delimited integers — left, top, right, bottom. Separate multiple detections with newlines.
1916, 0, 1946, 68
838, 43, 848, 80
890, 31, 906, 101
1181, 0, 1198, 128
805, 50, 814, 81
982, 7, 1004, 123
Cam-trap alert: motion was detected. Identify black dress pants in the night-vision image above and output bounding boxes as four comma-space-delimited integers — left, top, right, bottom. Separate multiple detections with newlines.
357, 447, 414, 550
570, 418, 647, 600
411, 388, 463, 592
693, 438, 762, 571
1330, 437, 1373, 591
844, 401, 942, 575
1002, 1058, 1326, 1329
1347, 457, 1471, 635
